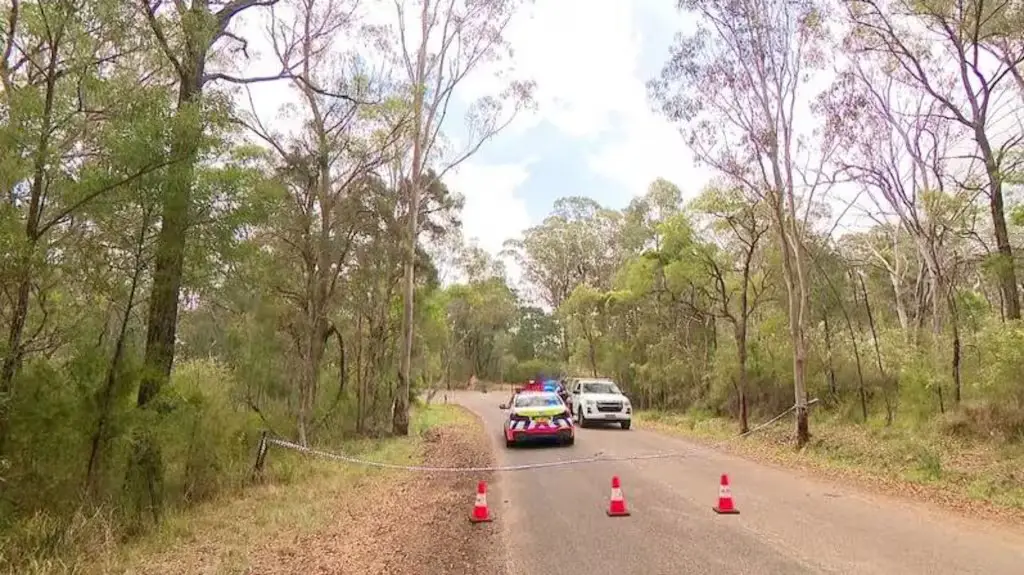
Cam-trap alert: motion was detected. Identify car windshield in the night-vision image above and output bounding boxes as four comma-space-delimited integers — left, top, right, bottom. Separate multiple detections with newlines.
514, 394, 562, 408
582, 382, 621, 394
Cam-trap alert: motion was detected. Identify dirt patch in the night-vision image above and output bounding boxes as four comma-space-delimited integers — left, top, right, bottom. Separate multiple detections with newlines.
87, 407, 504, 575
244, 411, 503, 575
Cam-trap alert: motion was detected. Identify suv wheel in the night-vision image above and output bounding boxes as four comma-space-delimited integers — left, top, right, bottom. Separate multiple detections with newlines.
577, 408, 588, 428
621, 420, 631, 430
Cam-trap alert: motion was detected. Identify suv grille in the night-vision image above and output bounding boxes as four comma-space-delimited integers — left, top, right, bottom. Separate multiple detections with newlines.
596, 401, 622, 413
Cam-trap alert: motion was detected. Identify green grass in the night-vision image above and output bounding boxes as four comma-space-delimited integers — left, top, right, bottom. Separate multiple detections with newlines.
2, 405, 470, 575
413, 401, 475, 433
637, 409, 1024, 517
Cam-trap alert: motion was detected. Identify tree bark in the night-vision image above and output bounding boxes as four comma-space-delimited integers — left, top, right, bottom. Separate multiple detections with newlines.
736, 323, 750, 435
977, 133, 1019, 320
393, 0, 431, 436
822, 313, 837, 398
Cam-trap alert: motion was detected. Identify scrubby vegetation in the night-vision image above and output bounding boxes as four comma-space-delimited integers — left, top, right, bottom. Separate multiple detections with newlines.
0, 0, 530, 569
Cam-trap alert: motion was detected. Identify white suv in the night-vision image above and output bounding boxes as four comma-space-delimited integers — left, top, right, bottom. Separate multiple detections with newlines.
570, 378, 632, 430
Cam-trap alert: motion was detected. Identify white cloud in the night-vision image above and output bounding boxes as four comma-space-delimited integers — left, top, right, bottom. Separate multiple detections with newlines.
461, 0, 646, 139
459, 0, 706, 199
444, 161, 532, 285
588, 113, 714, 198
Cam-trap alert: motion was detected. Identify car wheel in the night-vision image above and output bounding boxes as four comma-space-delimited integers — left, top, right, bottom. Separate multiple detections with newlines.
621, 420, 631, 430
505, 437, 514, 448
577, 408, 587, 428
564, 436, 575, 446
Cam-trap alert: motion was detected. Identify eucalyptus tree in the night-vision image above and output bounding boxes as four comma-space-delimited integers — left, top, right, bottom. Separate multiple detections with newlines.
651, 0, 836, 445
388, 0, 533, 435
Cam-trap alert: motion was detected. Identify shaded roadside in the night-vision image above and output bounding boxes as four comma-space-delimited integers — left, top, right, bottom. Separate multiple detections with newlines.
77, 405, 504, 575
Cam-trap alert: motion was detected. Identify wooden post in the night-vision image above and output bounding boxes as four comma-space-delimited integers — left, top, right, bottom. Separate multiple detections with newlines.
252, 430, 268, 480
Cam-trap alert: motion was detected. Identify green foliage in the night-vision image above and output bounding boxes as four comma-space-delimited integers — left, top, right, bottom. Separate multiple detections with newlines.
0, 358, 260, 570
508, 174, 1024, 463
0, 0, 489, 565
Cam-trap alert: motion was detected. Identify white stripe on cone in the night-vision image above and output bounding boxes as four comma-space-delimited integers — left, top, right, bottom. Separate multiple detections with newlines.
475, 493, 487, 506
720, 486, 731, 497
611, 488, 623, 500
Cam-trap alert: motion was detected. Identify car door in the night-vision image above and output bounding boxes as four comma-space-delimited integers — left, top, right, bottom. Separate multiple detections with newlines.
570, 382, 581, 411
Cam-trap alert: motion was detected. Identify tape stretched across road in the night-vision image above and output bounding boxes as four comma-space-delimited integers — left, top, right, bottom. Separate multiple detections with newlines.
264, 399, 817, 473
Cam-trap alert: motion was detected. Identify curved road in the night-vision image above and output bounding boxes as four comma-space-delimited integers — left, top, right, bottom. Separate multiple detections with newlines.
452, 391, 1024, 575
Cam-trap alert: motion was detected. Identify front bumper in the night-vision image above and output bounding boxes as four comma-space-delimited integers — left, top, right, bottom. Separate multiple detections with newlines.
505, 419, 574, 443
581, 407, 631, 421
506, 427, 574, 443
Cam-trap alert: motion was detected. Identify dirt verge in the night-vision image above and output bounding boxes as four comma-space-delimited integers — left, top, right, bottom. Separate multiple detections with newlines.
87, 407, 503, 575
251, 410, 503, 574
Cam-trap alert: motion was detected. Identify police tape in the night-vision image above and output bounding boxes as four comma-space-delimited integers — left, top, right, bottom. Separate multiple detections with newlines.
263, 399, 817, 473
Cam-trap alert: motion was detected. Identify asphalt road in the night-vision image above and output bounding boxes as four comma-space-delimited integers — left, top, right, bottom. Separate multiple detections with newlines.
451, 390, 1024, 575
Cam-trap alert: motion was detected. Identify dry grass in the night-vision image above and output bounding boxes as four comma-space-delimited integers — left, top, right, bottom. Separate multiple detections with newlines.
637, 409, 1024, 524
57, 404, 496, 575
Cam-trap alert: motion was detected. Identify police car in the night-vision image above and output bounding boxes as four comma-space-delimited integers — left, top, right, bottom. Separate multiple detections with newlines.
500, 390, 575, 448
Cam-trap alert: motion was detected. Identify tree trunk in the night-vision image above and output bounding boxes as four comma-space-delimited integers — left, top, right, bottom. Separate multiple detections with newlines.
587, 335, 598, 377
138, 70, 203, 405
847, 281, 870, 422
0, 38, 60, 456
913, 262, 930, 345
356, 315, 365, 434
86, 215, 149, 494
789, 234, 810, 447
130, 50, 205, 526
736, 323, 750, 434
930, 271, 946, 414
297, 319, 328, 446
822, 313, 837, 398
945, 287, 962, 405
393, 0, 431, 436
769, 147, 810, 446
977, 133, 1020, 320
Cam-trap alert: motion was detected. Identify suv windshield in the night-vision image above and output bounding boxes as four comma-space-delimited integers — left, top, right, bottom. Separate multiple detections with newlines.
581, 382, 621, 394
515, 394, 562, 408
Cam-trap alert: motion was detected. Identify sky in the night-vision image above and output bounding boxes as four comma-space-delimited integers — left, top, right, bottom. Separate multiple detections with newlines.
233, 0, 714, 287
440, 0, 714, 259
225, 0, 1024, 301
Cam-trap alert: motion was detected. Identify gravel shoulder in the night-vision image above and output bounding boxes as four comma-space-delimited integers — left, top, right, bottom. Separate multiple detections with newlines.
85, 405, 503, 575
637, 411, 1024, 528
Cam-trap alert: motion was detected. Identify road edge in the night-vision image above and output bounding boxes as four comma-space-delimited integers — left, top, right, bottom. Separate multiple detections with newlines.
407, 404, 508, 575
637, 415, 1024, 531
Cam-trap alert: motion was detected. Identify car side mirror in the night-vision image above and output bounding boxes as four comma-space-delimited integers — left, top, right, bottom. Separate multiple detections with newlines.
499, 403, 508, 410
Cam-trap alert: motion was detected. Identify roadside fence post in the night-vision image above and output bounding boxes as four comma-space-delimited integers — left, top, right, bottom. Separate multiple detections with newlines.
252, 430, 269, 481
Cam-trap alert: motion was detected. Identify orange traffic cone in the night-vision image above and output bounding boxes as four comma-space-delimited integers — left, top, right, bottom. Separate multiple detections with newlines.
712, 473, 740, 514
606, 475, 630, 516
470, 481, 493, 523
